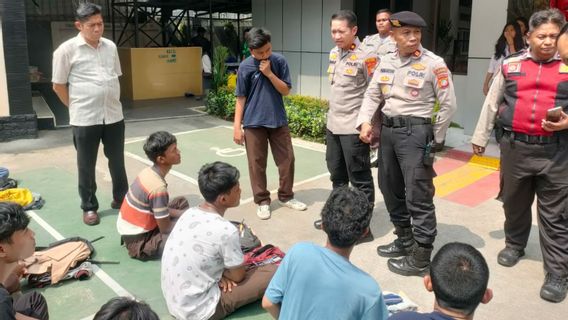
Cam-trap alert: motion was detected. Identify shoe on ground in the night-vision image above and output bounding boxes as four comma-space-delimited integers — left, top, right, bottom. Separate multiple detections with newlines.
83, 210, 100, 226
313, 219, 322, 230
497, 247, 525, 267
256, 204, 271, 220
110, 199, 122, 210
279, 198, 307, 211
540, 273, 568, 303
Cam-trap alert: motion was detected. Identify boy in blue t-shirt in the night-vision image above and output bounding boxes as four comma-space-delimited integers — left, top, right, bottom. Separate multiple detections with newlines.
262, 187, 388, 320
233, 27, 306, 220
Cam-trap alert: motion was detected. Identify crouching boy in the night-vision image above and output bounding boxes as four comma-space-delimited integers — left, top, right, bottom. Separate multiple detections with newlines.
0, 202, 49, 320
117, 131, 189, 260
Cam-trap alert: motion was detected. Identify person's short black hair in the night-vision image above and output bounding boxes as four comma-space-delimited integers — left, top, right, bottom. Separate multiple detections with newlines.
246, 27, 271, 49
93, 297, 159, 320
75, 2, 102, 22
528, 9, 566, 32
0, 202, 30, 244
331, 10, 358, 28
376, 9, 392, 16
198, 162, 240, 203
321, 187, 371, 248
143, 131, 177, 163
197, 26, 206, 34
430, 242, 490, 316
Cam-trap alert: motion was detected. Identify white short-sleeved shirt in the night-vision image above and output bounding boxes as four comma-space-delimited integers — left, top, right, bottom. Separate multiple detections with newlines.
487, 48, 511, 75
52, 33, 123, 126
161, 207, 244, 320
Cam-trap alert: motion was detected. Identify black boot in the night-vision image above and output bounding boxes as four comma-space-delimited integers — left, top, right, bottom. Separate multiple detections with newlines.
387, 245, 432, 277
377, 226, 416, 257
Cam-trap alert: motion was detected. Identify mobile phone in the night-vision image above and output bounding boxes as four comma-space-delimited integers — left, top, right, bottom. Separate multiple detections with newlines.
546, 106, 563, 122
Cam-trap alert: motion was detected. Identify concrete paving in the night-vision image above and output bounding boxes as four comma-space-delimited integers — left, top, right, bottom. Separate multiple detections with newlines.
1, 110, 567, 319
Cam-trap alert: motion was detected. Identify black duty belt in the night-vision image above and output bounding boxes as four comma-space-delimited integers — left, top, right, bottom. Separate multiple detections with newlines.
503, 131, 558, 144
382, 116, 431, 128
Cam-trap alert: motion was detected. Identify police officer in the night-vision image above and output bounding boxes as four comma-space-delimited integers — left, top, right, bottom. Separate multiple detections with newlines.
358, 11, 457, 276
362, 9, 396, 56
472, 9, 568, 303
313, 10, 378, 233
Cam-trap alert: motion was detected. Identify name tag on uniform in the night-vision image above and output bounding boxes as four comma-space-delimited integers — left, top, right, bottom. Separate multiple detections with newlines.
343, 68, 358, 77
403, 77, 424, 89
378, 74, 394, 84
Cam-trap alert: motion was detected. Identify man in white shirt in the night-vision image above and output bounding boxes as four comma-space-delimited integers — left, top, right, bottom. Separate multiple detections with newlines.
52, 2, 127, 226
161, 162, 276, 320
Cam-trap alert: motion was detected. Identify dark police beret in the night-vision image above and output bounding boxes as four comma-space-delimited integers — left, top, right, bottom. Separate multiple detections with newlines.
389, 11, 427, 28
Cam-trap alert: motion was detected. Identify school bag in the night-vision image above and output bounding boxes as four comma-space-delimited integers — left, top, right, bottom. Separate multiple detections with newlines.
243, 244, 285, 270
24, 236, 114, 287
231, 220, 261, 253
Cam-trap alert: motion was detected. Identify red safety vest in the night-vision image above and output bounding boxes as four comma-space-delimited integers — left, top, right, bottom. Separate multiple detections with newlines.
499, 51, 568, 136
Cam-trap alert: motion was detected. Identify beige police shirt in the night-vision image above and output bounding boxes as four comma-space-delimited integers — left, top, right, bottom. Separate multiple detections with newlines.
327, 39, 378, 135
471, 67, 506, 147
357, 45, 457, 143
361, 34, 396, 57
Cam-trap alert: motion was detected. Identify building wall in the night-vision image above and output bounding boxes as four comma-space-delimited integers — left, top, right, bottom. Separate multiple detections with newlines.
252, 0, 350, 97
254, 0, 509, 134
0, 19, 9, 117
457, 0, 508, 134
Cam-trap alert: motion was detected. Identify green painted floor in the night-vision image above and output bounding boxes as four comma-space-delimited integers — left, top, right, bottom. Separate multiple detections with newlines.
124, 126, 328, 201
21, 166, 271, 320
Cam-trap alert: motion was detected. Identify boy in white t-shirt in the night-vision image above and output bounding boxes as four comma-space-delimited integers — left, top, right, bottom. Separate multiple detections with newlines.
161, 162, 276, 320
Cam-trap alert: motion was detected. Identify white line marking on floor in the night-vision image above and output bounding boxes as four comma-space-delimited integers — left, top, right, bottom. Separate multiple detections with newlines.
240, 172, 330, 204
27, 210, 133, 298
124, 151, 198, 186
125, 126, 225, 144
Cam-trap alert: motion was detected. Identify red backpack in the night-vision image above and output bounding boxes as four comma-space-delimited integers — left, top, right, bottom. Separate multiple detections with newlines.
243, 244, 285, 270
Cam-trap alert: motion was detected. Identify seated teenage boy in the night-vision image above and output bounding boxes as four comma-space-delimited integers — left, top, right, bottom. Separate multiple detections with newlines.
389, 242, 492, 320
116, 131, 189, 260
161, 161, 277, 320
262, 186, 388, 320
0, 202, 49, 320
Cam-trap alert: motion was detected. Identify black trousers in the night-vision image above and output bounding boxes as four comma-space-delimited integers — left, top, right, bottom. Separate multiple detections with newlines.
325, 130, 375, 206
14, 291, 49, 320
500, 133, 568, 277
378, 123, 437, 244
72, 120, 128, 212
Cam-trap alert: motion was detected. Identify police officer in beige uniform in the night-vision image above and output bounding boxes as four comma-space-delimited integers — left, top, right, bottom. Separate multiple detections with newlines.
362, 9, 397, 57
358, 11, 457, 276
313, 10, 378, 232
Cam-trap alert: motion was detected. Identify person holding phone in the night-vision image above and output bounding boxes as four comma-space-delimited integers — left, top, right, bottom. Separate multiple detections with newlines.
471, 9, 568, 303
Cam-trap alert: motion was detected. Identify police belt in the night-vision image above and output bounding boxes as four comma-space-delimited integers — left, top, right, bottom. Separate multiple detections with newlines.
382, 115, 432, 128
503, 131, 558, 144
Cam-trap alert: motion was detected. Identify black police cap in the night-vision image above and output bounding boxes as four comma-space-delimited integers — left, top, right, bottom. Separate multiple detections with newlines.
389, 11, 427, 28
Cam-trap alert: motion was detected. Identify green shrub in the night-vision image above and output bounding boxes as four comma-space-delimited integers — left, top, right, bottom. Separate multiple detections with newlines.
284, 95, 328, 143
206, 86, 236, 120
212, 46, 229, 91
205, 91, 329, 143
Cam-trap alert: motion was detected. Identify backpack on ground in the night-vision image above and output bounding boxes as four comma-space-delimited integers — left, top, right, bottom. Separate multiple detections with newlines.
24, 236, 113, 287
231, 220, 261, 253
243, 244, 285, 270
